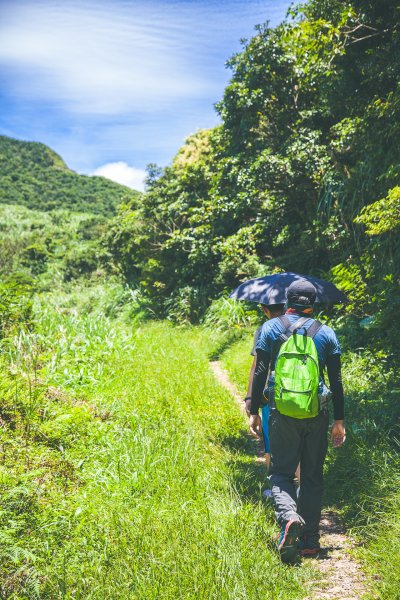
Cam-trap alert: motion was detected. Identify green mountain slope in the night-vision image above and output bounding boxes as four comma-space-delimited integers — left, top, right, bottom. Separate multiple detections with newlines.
0, 136, 139, 215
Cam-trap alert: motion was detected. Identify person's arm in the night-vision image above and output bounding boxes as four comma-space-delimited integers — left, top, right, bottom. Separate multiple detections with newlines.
244, 357, 257, 416
245, 326, 263, 419
326, 353, 346, 447
250, 349, 270, 415
248, 349, 270, 436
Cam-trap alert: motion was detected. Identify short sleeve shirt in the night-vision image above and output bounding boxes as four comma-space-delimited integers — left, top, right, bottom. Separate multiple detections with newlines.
255, 313, 341, 369
250, 326, 262, 356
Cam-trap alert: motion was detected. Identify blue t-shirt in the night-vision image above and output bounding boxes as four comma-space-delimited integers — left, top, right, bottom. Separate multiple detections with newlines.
250, 326, 262, 356
256, 313, 341, 370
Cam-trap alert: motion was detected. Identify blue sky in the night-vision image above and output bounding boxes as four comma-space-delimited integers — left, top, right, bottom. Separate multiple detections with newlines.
0, 0, 292, 190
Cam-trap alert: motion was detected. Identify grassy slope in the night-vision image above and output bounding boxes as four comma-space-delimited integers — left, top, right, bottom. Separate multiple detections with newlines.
0, 293, 315, 599
0, 204, 103, 279
221, 331, 400, 600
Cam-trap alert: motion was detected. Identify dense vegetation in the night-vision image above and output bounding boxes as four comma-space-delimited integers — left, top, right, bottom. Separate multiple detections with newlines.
0, 136, 138, 215
0, 0, 399, 597
0, 268, 319, 597
106, 0, 400, 344
0, 204, 113, 285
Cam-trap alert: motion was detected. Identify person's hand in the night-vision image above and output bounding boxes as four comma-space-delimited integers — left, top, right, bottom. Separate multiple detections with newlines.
245, 398, 251, 417
249, 414, 262, 438
331, 420, 346, 448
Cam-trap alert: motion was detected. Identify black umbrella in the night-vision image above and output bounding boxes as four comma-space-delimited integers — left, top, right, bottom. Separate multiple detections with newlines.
230, 272, 348, 305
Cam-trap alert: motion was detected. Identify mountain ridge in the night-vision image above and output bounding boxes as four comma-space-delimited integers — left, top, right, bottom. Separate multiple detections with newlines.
0, 135, 139, 216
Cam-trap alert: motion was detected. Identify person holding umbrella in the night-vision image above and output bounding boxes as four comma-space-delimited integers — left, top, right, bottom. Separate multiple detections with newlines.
244, 303, 285, 473
245, 279, 346, 562
232, 273, 346, 484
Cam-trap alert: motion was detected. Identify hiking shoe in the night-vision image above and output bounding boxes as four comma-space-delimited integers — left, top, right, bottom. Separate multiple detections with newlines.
299, 534, 321, 557
277, 519, 302, 564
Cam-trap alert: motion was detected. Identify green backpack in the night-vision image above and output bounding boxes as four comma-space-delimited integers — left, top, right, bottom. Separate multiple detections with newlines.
273, 316, 323, 419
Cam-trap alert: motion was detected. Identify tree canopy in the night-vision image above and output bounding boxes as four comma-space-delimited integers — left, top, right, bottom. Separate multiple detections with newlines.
106, 0, 399, 344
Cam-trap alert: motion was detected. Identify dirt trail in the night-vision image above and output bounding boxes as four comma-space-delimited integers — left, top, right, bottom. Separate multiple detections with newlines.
210, 360, 367, 600
209, 361, 265, 461
307, 511, 367, 600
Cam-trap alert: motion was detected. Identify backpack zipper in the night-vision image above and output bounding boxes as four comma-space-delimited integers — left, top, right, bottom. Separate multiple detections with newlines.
280, 387, 312, 397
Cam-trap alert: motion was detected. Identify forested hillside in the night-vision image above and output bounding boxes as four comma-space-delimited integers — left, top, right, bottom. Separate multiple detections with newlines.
0, 136, 138, 215
107, 0, 400, 348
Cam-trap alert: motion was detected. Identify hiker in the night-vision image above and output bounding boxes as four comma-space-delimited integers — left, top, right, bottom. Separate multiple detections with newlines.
249, 280, 345, 562
244, 303, 284, 471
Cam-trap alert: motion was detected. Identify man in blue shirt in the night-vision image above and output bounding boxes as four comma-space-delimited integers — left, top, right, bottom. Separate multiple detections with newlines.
249, 280, 345, 562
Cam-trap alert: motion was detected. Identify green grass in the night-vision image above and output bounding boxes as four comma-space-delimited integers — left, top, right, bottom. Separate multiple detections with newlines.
220, 332, 255, 395
0, 293, 315, 598
6, 285, 399, 598
324, 349, 400, 600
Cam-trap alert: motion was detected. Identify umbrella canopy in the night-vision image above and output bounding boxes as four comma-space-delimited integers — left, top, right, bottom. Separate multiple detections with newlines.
230, 272, 348, 305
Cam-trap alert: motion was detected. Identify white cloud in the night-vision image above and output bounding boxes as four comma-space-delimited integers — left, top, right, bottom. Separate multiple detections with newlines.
91, 162, 146, 191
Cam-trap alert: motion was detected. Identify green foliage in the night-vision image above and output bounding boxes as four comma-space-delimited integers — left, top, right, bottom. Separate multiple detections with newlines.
202, 298, 260, 359
203, 297, 259, 332
0, 287, 317, 598
20, 243, 50, 274
0, 274, 35, 336
62, 245, 100, 281
0, 204, 113, 286
105, 0, 400, 343
323, 345, 400, 598
330, 261, 369, 313
0, 136, 139, 216
1, 3, 400, 593
0, 344, 96, 597
355, 185, 400, 235
332, 184, 400, 344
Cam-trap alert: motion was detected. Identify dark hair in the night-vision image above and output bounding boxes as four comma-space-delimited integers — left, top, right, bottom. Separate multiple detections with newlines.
261, 303, 285, 313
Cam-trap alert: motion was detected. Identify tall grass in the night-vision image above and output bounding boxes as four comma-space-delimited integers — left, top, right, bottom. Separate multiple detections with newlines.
202, 298, 259, 332
0, 290, 314, 598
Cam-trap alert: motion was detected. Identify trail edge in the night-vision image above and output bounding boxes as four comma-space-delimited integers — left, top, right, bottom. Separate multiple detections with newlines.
209, 359, 368, 600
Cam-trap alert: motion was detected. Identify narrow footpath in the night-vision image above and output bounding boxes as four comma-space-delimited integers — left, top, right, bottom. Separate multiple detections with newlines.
210, 360, 367, 600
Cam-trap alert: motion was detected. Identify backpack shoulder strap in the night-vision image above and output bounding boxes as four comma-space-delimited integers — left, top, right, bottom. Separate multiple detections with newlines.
305, 319, 323, 339
271, 316, 309, 366
277, 315, 291, 331
287, 316, 310, 335
270, 316, 290, 367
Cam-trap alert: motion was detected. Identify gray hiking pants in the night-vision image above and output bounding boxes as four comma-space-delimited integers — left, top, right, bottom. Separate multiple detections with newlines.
269, 408, 329, 539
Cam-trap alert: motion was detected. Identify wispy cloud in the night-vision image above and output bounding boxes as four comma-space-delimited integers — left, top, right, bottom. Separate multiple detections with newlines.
0, 1, 225, 115
92, 162, 146, 191
0, 0, 290, 173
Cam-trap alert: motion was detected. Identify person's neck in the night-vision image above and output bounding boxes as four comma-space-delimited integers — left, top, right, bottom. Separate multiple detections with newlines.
286, 307, 313, 315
